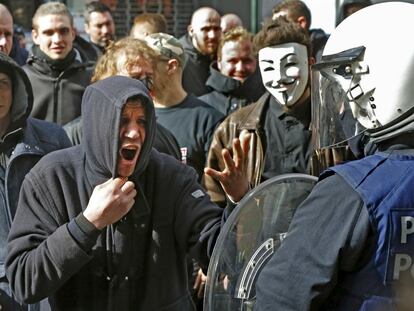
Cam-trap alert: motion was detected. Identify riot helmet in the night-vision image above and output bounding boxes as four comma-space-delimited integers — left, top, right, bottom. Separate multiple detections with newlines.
311, 1, 414, 159
312, 2, 414, 151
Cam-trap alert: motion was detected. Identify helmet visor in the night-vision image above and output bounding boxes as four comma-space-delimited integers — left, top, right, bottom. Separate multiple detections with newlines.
310, 46, 367, 174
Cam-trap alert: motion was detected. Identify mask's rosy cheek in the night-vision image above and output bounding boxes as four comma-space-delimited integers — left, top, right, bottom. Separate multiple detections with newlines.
286, 66, 300, 78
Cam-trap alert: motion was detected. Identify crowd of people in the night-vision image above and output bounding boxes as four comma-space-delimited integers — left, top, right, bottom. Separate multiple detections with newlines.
2, 0, 414, 310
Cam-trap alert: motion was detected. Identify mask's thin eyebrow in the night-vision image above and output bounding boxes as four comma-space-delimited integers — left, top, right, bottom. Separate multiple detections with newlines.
280, 53, 296, 62
260, 59, 273, 64
261, 52, 296, 64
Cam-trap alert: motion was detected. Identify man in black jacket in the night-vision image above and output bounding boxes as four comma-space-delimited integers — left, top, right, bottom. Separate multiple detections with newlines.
204, 17, 314, 207
25, 2, 93, 125
0, 52, 71, 311
199, 27, 264, 116
83, 1, 115, 56
179, 7, 221, 96
6, 75, 243, 311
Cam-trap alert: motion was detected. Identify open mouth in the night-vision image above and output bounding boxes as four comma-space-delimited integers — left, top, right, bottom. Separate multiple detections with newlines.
120, 146, 138, 161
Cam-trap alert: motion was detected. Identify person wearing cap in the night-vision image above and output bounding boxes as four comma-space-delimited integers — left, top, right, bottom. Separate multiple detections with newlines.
0, 52, 71, 310
145, 32, 224, 182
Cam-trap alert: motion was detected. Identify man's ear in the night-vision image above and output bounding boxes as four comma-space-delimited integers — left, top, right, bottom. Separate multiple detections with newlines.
297, 16, 309, 30
32, 29, 39, 45
70, 27, 76, 41
309, 56, 316, 66
187, 24, 194, 37
167, 59, 179, 74
217, 58, 222, 71
84, 23, 90, 35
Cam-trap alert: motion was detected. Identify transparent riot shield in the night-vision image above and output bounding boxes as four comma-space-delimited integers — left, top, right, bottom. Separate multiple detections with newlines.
204, 173, 317, 311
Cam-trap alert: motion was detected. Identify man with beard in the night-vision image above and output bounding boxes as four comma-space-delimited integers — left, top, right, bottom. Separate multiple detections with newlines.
5, 74, 244, 310
179, 7, 221, 96
145, 32, 224, 181
84, 1, 115, 55
24, 2, 93, 125
73, 2, 115, 63
203, 17, 314, 207
199, 26, 265, 116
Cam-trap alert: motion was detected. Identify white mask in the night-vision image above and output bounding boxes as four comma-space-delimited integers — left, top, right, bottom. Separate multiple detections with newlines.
259, 43, 309, 107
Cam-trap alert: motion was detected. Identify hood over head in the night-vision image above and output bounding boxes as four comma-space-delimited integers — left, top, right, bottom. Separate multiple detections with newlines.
0, 52, 32, 131
81, 76, 156, 185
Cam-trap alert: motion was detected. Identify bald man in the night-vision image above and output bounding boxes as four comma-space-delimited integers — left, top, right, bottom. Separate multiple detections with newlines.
0, 4, 13, 55
221, 13, 243, 33
179, 7, 221, 96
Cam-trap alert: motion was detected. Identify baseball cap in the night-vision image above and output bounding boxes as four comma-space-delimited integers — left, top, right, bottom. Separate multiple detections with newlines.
144, 32, 187, 66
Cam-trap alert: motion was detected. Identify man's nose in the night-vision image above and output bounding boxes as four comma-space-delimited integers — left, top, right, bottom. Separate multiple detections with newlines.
51, 32, 63, 43
207, 29, 217, 39
235, 61, 244, 72
0, 34, 7, 46
125, 123, 141, 139
101, 25, 109, 34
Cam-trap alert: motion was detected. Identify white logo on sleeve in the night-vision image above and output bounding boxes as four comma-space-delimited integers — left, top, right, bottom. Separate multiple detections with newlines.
191, 189, 205, 198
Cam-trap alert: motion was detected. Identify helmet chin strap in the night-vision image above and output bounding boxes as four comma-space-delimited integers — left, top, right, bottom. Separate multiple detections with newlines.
368, 109, 414, 144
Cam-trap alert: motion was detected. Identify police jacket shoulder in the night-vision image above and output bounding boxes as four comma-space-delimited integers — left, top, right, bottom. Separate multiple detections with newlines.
255, 172, 371, 310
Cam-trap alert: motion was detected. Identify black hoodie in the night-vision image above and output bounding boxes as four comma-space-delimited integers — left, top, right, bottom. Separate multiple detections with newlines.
23, 46, 94, 125
6, 76, 224, 310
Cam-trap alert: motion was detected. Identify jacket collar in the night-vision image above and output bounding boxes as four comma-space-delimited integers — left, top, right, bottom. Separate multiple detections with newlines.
238, 92, 271, 130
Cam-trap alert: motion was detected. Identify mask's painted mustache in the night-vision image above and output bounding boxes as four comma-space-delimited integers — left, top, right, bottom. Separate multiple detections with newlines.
265, 77, 295, 88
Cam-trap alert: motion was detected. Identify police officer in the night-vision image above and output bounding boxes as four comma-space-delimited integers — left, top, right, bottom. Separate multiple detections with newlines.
255, 2, 414, 310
